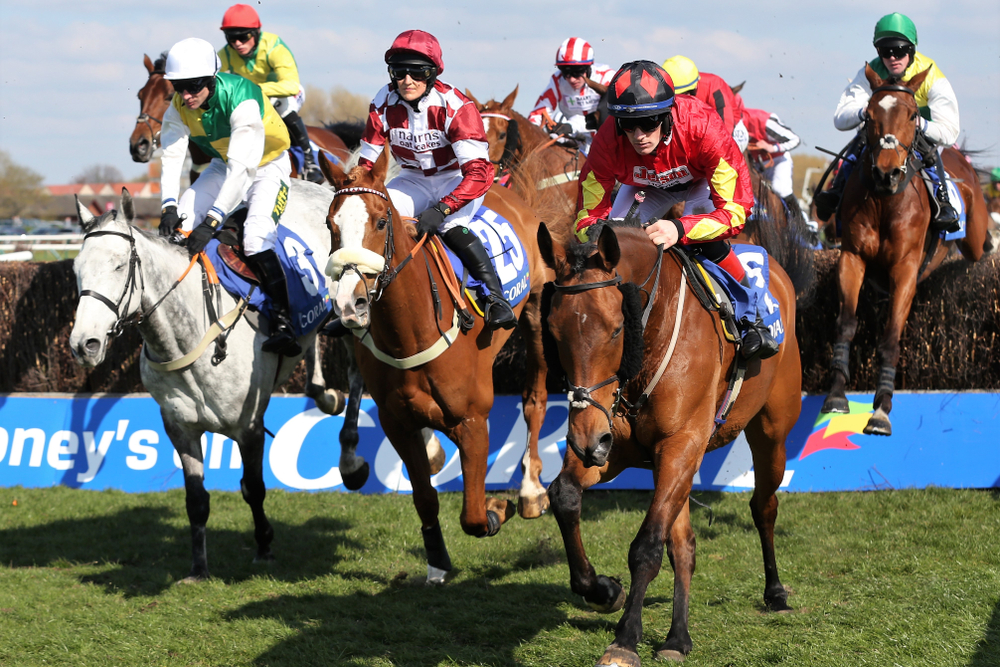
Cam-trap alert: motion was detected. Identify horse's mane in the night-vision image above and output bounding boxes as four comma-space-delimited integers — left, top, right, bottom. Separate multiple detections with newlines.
324, 120, 366, 150
152, 52, 167, 75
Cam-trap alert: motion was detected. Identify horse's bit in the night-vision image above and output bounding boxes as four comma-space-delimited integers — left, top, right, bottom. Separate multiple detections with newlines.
135, 112, 163, 149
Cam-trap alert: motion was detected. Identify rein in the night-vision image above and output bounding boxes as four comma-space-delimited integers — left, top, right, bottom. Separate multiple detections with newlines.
135, 112, 163, 148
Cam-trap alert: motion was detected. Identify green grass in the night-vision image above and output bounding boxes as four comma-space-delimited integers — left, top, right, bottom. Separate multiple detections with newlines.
0, 486, 997, 666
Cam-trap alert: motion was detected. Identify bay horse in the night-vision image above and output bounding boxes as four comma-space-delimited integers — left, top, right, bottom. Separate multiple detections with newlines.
467, 87, 585, 230
68, 182, 354, 581
130, 53, 353, 183
538, 220, 802, 664
820, 64, 992, 435
317, 148, 553, 584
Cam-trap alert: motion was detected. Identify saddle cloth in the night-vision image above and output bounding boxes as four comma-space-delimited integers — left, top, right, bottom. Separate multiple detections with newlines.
694, 244, 785, 346
932, 178, 968, 241
203, 226, 332, 338
441, 205, 531, 312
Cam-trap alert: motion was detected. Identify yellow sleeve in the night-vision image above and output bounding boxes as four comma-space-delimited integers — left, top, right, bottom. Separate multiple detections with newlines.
258, 42, 301, 100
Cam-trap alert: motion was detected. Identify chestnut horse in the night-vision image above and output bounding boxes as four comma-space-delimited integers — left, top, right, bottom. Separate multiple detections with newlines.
538, 221, 801, 664
130, 53, 352, 182
468, 87, 585, 229
317, 148, 553, 583
820, 65, 992, 435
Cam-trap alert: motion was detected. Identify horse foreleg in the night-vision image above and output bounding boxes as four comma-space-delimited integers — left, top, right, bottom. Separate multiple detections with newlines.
304, 338, 346, 416
338, 340, 369, 490
448, 418, 515, 538
238, 424, 275, 563
822, 250, 867, 414
866, 257, 920, 436
163, 418, 211, 582
517, 293, 550, 519
656, 502, 696, 661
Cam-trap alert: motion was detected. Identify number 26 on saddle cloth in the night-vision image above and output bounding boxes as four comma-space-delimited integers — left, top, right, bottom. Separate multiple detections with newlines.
441, 206, 532, 314
694, 244, 785, 345
202, 226, 333, 338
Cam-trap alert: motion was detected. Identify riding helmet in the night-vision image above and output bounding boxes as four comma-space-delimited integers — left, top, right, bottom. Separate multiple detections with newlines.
607, 61, 675, 117
555, 38, 594, 67
164, 38, 220, 81
661, 55, 700, 94
873, 12, 918, 46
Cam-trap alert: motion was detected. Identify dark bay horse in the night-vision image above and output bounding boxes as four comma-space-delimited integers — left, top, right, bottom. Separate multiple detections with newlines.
130, 53, 353, 182
468, 87, 585, 230
538, 221, 802, 665
821, 64, 992, 435
317, 148, 553, 583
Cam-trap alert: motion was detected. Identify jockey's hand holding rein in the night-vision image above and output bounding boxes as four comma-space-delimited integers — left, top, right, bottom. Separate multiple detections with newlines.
644, 218, 683, 249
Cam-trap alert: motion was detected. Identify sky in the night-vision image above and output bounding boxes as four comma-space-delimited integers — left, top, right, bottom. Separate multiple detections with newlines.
1, 0, 998, 186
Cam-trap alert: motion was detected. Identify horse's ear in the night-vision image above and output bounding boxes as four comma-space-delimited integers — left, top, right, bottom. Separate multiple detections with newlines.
75, 195, 98, 233
319, 151, 348, 189
864, 63, 883, 90
595, 224, 621, 270
501, 85, 519, 109
730, 81, 745, 95
120, 187, 135, 222
906, 67, 931, 93
538, 223, 557, 270
370, 145, 390, 185
465, 88, 482, 108
143, 54, 154, 74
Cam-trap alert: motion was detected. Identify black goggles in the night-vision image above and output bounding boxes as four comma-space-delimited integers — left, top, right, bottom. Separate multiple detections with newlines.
617, 115, 665, 133
388, 65, 436, 82
224, 29, 255, 44
877, 44, 913, 60
558, 66, 591, 79
171, 77, 212, 95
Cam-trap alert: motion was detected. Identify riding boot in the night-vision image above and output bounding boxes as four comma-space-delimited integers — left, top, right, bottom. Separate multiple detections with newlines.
246, 249, 303, 357
924, 149, 960, 233
442, 226, 517, 330
284, 111, 324, 184
739, 317, 779, 360
814, 133, 864, 221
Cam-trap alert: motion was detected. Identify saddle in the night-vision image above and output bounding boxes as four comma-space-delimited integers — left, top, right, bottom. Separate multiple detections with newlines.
213, 208, 259, 284
673, 248, 740, 343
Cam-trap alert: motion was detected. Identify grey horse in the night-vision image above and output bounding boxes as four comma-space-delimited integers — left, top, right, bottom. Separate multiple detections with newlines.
67, 183, 376, 581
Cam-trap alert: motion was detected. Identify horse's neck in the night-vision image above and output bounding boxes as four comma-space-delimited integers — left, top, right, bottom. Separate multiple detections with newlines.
514, 111, 550, 155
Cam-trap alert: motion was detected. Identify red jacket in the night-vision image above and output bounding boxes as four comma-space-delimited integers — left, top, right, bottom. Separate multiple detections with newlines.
691, 72, 743, 135
575, 95, 753, 243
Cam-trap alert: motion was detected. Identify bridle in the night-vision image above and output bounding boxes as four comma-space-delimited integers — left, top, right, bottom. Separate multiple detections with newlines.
135, 111, 164, 149
865, 83, 919, 183
480, 111, 521, 177
330, 186, 406, 302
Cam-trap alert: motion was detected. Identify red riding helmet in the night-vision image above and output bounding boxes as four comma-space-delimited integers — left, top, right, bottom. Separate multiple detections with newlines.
384, 30, 444, 73
555, 37, 594, 67
221, 4, 261, 29
607, 61, 675, 117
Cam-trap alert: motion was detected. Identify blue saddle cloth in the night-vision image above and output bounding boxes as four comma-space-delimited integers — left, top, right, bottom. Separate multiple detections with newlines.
203, 226, 332, 338
694, 244, 786, 345
441, 205, 531, 309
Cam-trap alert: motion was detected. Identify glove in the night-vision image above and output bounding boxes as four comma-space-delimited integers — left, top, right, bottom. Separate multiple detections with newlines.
185, 217, 221, 255
416, 203, 448, 239
551, 122, 574, 136
159, 205, 182, 237
584, 112, 601, 131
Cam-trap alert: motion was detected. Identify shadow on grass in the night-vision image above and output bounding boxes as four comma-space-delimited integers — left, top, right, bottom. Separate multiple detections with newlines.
970, 491, 1000, 667
227, 576, 579, 667
0, 504, 363, 597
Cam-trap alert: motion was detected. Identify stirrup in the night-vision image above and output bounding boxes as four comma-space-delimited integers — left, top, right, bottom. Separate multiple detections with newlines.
262, 315, 302, 356
740, 320, 779, 360
930, 203, 960, 233
483, 296, 517, 331
303, 162, 324, 184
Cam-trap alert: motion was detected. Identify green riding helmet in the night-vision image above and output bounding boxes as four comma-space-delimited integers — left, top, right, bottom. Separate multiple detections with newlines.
992, 167, 1000, 184
873, 13, 918, 46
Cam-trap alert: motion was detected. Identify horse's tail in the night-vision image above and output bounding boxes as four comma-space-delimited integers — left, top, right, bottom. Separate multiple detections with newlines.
325, 120, 366, 150
745, 167, 817, 308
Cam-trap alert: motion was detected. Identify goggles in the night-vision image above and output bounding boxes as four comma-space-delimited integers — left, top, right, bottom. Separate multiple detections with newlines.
617, 115, 666, 133
171, 77, 212, 95
224, 29, 255, 45
877, 44, 913, 60
388, 64, 436, 82
559, 66, 591, 79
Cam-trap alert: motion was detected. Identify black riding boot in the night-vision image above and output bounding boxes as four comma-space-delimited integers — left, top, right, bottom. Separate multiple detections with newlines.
739, 316, 780, 360
442, 227, 517, 330
284, 111, 324, 184
246, 249, 303, 357
814, 133, 864, 221
924, 148, 960, 233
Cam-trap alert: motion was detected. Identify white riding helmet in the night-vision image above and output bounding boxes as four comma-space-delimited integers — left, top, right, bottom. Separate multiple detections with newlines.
164, 38, 220, 80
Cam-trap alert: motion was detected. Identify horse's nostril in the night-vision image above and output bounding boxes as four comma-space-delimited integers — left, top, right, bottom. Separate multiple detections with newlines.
84, 339, 101, 354
354, 296, 368, 310
599, 432, 613, 448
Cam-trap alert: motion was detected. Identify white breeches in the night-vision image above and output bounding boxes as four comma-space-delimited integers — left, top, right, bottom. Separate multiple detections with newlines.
271, 86, 306, 118
610, 179, 713, 222
762, 152, 794, 198
176, 152, 292, 255
386, 168, 485, 233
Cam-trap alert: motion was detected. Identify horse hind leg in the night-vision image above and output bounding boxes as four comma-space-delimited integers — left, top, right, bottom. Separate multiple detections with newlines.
163, 419, 212, 582
238, 425, 275, 563
304, 338, 347, 416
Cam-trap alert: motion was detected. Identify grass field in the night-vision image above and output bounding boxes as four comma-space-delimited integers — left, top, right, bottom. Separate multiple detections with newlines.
1, 486, 997, 666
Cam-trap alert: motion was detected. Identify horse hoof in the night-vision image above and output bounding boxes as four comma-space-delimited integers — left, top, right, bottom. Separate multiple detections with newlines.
426, 564, 449, 586
586, 575, 626, 614
863, 417, 892, 436
341, 461, 370, 491
315, 388, 347, 416
596, 645, 641, 667
517, 491, 550, 519
177, 573, 209, 585
654, 649, 686, 662
253, 552, 275, 564
820, 395, 850, 414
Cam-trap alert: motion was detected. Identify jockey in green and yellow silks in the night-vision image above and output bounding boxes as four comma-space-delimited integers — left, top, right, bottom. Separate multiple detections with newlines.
218, 3, 323, 183
158, 37, 301, 357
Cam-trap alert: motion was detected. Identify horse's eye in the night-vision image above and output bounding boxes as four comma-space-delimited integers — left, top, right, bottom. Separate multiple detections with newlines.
910, 111, 918, 121
612, 324, 623, 339
498, 132, 507, 140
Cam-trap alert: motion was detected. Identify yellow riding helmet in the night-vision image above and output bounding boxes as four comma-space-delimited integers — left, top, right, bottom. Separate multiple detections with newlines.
661, 55, 699, 94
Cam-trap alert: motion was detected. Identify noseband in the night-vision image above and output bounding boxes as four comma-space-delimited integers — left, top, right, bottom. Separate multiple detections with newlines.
135, 112, 163, 148
866, 84, 919, 183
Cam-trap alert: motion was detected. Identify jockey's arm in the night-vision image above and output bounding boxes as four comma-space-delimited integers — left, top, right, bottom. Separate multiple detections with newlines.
527, 76, 560, 127
257, 42, 302, 100
764, 115, 801, 153
922, 75, 960, 146
209, 100, 266, 223
573, 134, 619, 241
833, 66, 871, 132
439, 103, 495, 211
159, 104, 191, 209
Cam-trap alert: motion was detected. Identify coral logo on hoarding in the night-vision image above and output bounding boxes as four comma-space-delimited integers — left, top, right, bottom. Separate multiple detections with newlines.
798, 400, 874, 459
